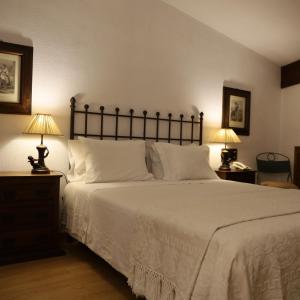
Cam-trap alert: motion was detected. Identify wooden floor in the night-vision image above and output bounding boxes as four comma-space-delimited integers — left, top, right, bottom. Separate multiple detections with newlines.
0, 242, 136, 300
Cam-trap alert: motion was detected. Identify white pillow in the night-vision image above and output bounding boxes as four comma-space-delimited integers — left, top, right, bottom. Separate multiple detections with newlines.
153, 142, 218, 180
67, 140, 86, 182
150, 143, 198, 179
80, 138, 153, 183
149, 145, 164, 179
145, 140, 154, 173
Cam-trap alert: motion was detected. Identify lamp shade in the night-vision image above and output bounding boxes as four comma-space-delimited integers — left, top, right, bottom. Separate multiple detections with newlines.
23, 113, 62, 136
211, 128, 241, 145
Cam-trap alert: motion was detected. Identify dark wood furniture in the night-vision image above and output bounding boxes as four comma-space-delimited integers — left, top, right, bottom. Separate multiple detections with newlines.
216, 169, 256, 184
294, 147, 300, 188
281, 59, 300, 88
0, 172, 63, 264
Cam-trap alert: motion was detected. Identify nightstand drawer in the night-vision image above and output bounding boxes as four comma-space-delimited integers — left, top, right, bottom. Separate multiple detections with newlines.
226, 172, 255, 183
0, 184, 55, 205
0, 206, 54, 231
0, 229, 54, 254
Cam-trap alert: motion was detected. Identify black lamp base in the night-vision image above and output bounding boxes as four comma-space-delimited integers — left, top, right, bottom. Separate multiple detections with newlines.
27, 141, 50, 175
31, 167, 50, 174
219, 148, 238, 171
218, 163, 231, 171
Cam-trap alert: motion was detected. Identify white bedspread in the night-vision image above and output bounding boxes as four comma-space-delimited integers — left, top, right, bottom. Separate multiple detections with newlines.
62, 180, 300, 300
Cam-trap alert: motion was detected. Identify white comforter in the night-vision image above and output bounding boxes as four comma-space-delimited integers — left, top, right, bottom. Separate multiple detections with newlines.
62, 180, 300, 300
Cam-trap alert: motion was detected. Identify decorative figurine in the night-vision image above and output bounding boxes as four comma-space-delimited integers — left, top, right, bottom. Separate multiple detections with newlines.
27, 145, 50, 174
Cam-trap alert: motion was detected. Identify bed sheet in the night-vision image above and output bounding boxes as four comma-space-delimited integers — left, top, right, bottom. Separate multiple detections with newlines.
62, 179, 215, 275
62, 180, 300, 300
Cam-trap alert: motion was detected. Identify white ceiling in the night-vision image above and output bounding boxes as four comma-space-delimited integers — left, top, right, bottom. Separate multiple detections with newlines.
161, 0, 300, 66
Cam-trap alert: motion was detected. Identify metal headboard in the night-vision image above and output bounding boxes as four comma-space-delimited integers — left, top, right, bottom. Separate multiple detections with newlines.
70, 97, 204, 145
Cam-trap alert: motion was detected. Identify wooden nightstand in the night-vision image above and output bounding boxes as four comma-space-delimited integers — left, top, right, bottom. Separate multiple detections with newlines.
216, 169, 256, 184
0, 172, 64, 264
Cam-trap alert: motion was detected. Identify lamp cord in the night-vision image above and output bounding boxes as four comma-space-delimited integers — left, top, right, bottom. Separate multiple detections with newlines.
51, 170, 69, 184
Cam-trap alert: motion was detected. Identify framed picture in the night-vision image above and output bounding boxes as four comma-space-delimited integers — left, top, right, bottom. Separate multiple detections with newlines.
0, 41, 33, 114
222, 86, 251, 136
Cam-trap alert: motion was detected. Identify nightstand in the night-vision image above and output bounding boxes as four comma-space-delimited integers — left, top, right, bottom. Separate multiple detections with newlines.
216, 169, 256, 184
0, 172, 63, 264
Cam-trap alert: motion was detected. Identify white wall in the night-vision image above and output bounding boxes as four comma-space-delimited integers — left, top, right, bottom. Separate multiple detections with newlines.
280, 84, 300, 169
0, 0, 281, 173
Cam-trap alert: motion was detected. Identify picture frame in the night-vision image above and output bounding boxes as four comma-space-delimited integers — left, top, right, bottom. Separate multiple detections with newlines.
0, 41, 33, 115
222, 86, 251, 136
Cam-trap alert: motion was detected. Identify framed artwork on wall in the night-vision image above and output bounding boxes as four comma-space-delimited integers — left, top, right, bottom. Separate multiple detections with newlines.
0, 41, 33, 115
222, 86, 251, 136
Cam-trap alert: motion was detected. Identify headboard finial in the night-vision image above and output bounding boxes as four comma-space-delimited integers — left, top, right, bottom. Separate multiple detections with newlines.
199, 112, 204, 145
70, 97, 76, 108
70, 97, 76, 139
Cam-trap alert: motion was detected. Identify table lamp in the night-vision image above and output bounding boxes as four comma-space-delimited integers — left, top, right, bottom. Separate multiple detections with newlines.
23, 113, 62, 174
212, 128, 241, 170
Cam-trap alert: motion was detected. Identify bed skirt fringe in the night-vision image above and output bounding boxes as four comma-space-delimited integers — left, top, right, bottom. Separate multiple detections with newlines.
128, 263, 179, 300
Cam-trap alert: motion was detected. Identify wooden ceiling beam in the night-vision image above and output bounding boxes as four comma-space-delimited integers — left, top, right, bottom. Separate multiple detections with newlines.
281, 60, 300, 88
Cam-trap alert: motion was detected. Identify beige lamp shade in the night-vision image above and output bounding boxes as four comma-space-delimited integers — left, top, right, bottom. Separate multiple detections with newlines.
23, 114, 62, 136
211, 128, 241, 147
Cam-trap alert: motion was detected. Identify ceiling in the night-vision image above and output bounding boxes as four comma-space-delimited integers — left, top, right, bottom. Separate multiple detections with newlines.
161, 0, 300, 66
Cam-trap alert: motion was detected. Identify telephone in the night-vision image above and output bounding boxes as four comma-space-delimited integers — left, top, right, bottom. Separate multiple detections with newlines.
232, 161, 251, 170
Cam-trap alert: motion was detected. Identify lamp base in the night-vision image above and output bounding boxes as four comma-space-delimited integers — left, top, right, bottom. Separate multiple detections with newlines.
27, 141, 50, 175
218, 164, 231, 171
219, 148, 232, 171
31, 167, 50, 174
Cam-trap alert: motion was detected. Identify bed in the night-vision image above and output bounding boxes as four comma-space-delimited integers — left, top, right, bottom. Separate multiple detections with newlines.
62, 98, 300, 300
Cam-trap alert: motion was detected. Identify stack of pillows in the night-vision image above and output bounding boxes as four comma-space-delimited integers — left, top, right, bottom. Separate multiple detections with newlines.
67, 138, 218, 183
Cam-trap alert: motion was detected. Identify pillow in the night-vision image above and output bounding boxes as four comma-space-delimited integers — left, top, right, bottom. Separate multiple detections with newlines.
149, 145, 164, 179
67, 140, 86, 182
150, 143, 198, 179
145, 140, 154, 173
153, 142, 218, 180
80, 138, 153, 183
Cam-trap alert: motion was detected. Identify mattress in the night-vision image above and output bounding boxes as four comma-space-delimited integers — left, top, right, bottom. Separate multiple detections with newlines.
62, 179, 300, 300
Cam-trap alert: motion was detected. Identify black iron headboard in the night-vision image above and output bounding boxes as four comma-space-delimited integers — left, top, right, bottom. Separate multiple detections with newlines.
70, 97, 204, 145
